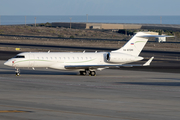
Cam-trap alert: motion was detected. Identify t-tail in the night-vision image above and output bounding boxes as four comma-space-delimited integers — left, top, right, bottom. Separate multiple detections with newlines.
112, 32, 174, 56
112, 32, 150, 56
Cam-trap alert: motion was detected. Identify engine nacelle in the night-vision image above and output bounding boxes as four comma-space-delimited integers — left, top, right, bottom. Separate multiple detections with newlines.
105, 52, 143, 63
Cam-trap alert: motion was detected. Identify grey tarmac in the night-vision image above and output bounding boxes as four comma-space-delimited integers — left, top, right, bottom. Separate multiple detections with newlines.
0, 60, 180, 120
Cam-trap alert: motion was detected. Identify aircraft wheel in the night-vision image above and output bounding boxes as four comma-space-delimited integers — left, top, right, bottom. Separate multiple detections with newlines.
15, 69, 20, 76
89, 71, 96, 76
16, 72, 20, 76
79, 71, 87, 75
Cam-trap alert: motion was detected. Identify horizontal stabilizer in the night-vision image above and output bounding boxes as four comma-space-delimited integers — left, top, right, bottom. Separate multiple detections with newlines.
138, 35, 174, 38
143, 57, 154, 66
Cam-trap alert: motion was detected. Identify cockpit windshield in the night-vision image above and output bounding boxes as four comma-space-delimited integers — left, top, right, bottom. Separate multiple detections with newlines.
14, 55, 25, 58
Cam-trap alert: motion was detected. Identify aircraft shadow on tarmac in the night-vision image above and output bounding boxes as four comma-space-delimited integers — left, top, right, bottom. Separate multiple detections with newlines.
0, 70, 78, 76
115, 82, 180, 86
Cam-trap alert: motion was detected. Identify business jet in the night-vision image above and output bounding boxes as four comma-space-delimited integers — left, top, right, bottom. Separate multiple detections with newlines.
4, 32, 171, 76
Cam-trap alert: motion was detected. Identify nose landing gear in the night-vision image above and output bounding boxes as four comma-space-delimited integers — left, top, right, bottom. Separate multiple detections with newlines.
15, 69, 20, 76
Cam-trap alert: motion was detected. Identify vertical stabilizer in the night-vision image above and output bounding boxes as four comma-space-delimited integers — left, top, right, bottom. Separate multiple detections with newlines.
112, 32, 151, 56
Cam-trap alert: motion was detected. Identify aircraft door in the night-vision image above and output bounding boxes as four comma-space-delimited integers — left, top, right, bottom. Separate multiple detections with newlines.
29, 53, 35, 67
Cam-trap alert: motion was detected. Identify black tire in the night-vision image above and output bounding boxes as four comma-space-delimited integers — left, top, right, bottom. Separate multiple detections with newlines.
16, 73, 20, 76
79, 71, 86, 75
89, 71, 96, 76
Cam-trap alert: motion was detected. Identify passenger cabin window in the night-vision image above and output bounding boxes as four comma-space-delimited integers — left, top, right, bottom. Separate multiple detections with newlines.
15, 55, 25, 58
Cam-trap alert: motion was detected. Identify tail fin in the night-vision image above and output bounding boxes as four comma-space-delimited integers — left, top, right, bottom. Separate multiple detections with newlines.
112, 32, 150, 56
112, 32, 173, 56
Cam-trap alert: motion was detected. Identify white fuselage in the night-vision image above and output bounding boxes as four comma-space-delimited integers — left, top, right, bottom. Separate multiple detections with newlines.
4, 52, 143, 71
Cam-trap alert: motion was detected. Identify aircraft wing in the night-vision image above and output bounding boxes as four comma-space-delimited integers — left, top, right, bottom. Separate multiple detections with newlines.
65, 57, 154, 69
65, 64, 116, 69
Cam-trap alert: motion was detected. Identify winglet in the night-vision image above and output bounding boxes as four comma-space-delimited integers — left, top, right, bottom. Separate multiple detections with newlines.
143, 57, 154, 66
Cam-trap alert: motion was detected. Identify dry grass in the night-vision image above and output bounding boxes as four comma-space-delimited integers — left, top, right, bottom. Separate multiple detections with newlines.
0, 25, 180, 52
0, 25, 130, 39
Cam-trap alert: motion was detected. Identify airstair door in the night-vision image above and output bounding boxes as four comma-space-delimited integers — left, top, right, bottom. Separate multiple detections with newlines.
29, 53, 34, 67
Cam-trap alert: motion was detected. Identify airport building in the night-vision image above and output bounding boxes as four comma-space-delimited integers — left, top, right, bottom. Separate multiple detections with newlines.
52, 22, 142, 29
52, 22, 180, 31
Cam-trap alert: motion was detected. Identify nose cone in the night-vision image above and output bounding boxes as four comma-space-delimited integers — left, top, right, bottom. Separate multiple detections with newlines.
4, 61, 12, 67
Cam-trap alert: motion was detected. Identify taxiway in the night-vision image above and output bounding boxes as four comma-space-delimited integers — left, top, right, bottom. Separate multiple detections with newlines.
0, 61, 180, 120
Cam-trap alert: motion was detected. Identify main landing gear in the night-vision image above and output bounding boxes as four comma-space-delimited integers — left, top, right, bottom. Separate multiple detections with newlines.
15, 69, 20, 76
79, 71, 87, 75
89, 71, 96, 76
79, 70, 96, 76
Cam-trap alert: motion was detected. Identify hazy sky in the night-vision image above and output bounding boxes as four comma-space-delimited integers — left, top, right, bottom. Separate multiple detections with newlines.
0, 0, 180, 16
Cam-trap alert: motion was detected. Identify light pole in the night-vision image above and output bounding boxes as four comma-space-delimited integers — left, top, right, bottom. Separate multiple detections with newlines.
86, 14, 88, 23
35, 17, 36, 27
160, 16, 162, 24
25, 16, 26, 26
70, 17, 72, 29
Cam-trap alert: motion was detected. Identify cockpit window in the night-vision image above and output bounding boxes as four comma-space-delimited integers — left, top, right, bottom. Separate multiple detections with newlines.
14, 55, 25, 58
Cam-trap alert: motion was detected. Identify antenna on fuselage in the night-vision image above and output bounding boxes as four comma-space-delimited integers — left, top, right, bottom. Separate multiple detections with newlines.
48, 50, 50, 53
83, 50, 85, 53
